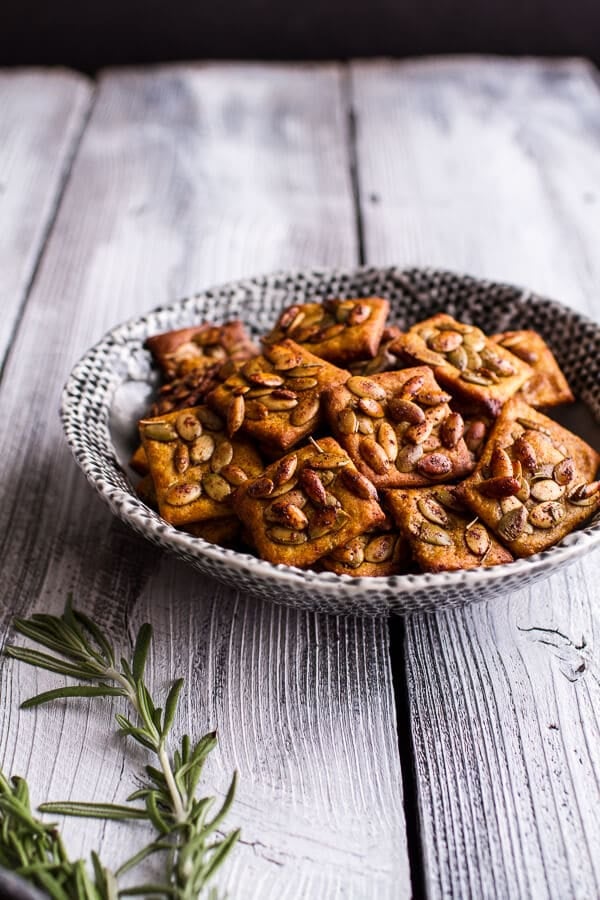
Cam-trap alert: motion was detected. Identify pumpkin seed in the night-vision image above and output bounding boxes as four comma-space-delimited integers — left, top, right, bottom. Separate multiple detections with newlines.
359, 438, 390, 474
267, 526, 308, 545
465, 522, 491, 557
176, 412, 202, 442
287, 364, 323, 378
309, 452, 349, 470
500, 495, 523, 514
567, 481, 600, 506
447, 345, 469, 370
173, 442, 190, 474
278, 304, 302, 330
460, 370, 495, 386
479, 349, 516, 377
378, 421, 399, 462
528, 500, 565, 529
346, 376, 386, 401
273, 454, 298, 486
261, 394, 298, 412
269, 477, 299, 498
419, 522, 452, 547
338, 407, 359, 434
331, 537, 365, 567
226, 395, 245, 437
512, 436, 537, 471
202, 473, 232, 502
210, 440, 234, 473
417, 495, 448, 526
434, 487, 465, 512
290, 395, 320, 426
440, 412, 464, 449
247, 372, 284, 388
220, 464, 249, 486
340, 467, 378, 500
196, 407, 224, 431
247, 476, 275, 498
516, 478, 531, 502
166, 482, 201, 506
358, 397, 385, 418
497, 506, 528, 541
530, 479, 564, 502
417, 453, 453, 479
285, 376, 318, 392
357, 414, 375, 434
491, 447, 514, 479
244, 400, 268, 420
462, 329, 486, 352
478, 475, 521, 498
364, 534, 395, 563
143, 421, 178, 442
429, 330, 463, 353
264, 501, 308, 530
401, 374, 426, 397
396, 444, 424, 472
387, 398, 425, 425
405, 420, 434, 445
348, 303, 372, 326
266, 345, 304, 370
554, 457, 575, 485
189, 434, 215, 464
300, 468, 328, 505
308, 507, 338, 539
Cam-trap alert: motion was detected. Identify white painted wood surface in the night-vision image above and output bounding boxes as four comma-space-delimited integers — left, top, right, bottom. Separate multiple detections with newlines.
0, 69, 91, 368
0, 64, 409, 898
351, 57, 600, 898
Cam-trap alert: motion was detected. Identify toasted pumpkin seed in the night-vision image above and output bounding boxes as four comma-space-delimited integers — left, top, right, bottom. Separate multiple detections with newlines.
462, 329, 486, 352
497, 506, 528, 541
267, 526, 308, 545
331, 537, 365, 567
338, 407, 359, 434
460, 370, 494, 386
166, 482, 201, 506
269, 477, 299, 498
530, 479, 564, 502
447, 345, 469, 370
516, 417, 551, 436
359, 438, 390, 475
417, 452, 453, 479
365, 534, 395, 563
417, 495, 448, 526
378, 421, 399, 462
202, 473, 232, 502
247, 372, 284, 388
491, 447, 514, 479
220, 464, 249, 486
358, 397, 385, 418
357, 414, 375, 434
528, 500, 565, 529
286, 364, 323, 378
300, 468, 328, 505
189, 434, 215, 464
143, 421, 178, 442
210, 440, 234, 473
273, 454, 298, 486
247, 476, 275, 498
554, 457, 575, 485
175, 413, 202, 442
396, 444, 424, 472
440, 412, 464, 449
262, 394, 298, 412
405, 420, 434, 445
388, 398, 425, 425
173, 442, 190, 474
346, 376, 386, 401
308, 507, 338, 539
285, 376, 318, 392
196, 407, 224, 431
434, 487, 465, 512
420, 522, 452, 547
309, 452, 349, 470
290, 395, 320, 426
465, 522, 491, 557
567, 481, 600, 506
429, 330, 463, 353
340, 467, 378, 500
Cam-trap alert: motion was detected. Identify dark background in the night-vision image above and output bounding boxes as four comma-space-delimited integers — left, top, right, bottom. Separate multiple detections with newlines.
2, 0, 600, 71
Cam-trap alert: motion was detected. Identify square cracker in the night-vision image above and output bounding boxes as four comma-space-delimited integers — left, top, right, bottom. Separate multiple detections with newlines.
207, 339, 348, 452
323, 368, 473, 489
140, 405, 263, 527
263, 298, 389, 364
389, 313, 533, 417
459, 397, 600, 557
145, 320, 256, 380
385, 485, 513, 572
491, 329, 574, 408
234, 437, 386, 567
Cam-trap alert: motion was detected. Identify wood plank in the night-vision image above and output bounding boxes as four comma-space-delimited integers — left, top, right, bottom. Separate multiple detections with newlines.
0, 69, 91, 369
0, 64, 409, 897
351, 57, 600, 898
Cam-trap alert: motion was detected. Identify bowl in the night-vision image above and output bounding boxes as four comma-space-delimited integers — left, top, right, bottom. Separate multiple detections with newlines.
60, 267, 600, 616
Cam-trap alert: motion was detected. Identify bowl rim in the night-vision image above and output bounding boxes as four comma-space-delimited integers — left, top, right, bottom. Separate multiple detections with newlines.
60, 264, 600, 611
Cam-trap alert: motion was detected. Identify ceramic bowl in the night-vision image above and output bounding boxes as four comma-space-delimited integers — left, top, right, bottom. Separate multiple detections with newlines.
60, 267, 600, 616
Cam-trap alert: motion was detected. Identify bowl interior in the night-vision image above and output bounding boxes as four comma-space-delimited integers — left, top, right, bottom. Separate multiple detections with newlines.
62, 267, 600, 616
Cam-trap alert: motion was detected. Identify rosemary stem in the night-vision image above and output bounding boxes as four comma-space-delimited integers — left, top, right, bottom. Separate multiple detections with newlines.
157, 743, 186, 826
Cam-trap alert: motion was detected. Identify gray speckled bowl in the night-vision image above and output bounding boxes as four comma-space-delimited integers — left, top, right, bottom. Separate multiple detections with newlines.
60, 267, 600, 616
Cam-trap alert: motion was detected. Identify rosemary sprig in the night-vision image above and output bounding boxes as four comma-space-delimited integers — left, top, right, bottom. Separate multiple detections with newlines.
3, 598, 240, 898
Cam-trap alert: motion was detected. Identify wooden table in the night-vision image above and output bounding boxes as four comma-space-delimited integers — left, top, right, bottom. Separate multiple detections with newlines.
1, 57, 599, 898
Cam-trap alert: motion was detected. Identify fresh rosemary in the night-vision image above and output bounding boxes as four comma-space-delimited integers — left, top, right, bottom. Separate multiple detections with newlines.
2, 599, 240, 899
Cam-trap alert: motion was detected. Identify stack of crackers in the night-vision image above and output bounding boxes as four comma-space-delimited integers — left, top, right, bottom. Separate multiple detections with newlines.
132, 300, 600, 576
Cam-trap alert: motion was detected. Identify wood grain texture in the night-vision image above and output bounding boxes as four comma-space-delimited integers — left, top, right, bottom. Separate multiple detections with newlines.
351, 57, 600, 898
0, 69, 91, 369
0, 64, 409, 897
